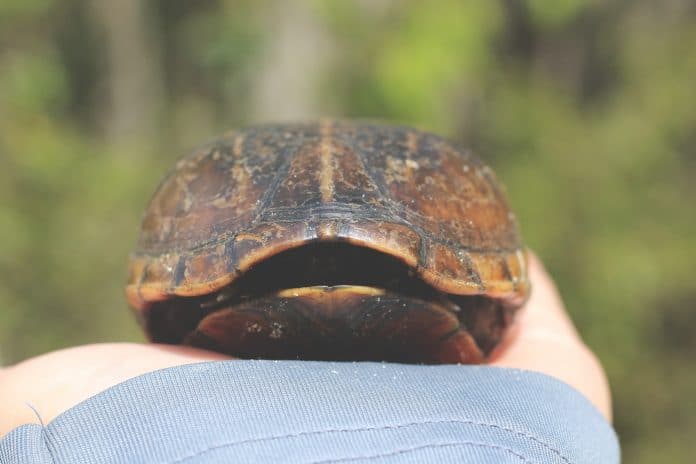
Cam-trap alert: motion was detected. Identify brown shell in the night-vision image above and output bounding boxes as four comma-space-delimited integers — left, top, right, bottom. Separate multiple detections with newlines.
127, 121, 529, 311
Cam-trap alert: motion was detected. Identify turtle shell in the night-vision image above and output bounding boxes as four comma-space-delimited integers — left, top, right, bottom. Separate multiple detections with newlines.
126, 121, 529, 363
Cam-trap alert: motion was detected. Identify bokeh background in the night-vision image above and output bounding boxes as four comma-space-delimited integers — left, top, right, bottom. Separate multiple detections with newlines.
1, 0, 694, 460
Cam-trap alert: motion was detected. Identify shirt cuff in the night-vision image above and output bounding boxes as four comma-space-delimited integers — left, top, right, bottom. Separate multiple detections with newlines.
1, 360, 619, 463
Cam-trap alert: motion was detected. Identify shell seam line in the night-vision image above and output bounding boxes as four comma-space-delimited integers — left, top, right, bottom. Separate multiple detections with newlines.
248, 135, 302, 228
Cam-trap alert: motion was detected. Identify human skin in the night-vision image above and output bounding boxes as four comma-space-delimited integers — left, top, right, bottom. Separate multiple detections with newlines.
0, 254, 612, 436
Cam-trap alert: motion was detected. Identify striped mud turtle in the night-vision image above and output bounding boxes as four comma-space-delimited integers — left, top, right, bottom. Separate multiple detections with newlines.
126, 121, 529, 364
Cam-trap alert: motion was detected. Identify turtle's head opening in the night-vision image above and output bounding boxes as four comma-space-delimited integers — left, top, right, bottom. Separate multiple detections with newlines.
144, 242, 515, 363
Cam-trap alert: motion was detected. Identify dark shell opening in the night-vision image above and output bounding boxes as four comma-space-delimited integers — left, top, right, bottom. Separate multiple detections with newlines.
143, 243, 516, 363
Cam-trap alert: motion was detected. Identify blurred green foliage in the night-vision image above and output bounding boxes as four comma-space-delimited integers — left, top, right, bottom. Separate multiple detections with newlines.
1, 0, 694, 461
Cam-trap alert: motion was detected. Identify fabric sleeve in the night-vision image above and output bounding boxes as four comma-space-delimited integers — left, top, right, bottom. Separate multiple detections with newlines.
0, 360, 619, 463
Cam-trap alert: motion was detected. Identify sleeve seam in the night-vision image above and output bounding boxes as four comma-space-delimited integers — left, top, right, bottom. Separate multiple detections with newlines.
169, 419, 571, 464
307, 441, 536, 463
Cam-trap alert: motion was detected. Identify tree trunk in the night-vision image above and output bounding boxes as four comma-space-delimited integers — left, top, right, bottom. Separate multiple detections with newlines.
89, 0, 163, 143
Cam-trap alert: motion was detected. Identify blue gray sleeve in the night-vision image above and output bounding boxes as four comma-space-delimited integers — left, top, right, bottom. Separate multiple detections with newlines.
0, 360, 619, 463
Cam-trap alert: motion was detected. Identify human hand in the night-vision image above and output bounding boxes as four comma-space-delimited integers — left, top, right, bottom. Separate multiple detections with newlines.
491, 253, 612, 420
0, 253, 611, 436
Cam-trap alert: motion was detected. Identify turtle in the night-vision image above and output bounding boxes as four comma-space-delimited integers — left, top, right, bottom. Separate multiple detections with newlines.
126, 121, 529, 364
